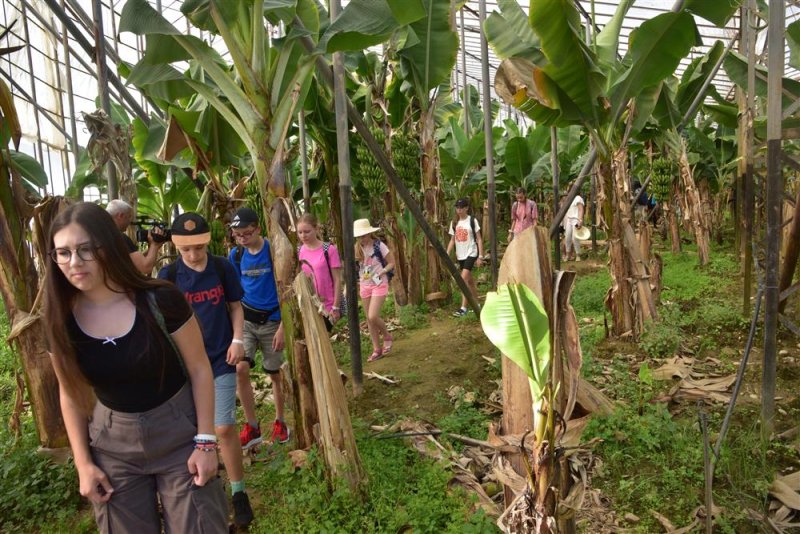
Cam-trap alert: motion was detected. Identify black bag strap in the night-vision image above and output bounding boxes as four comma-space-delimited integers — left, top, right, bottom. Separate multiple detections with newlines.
145, 289, 187, 378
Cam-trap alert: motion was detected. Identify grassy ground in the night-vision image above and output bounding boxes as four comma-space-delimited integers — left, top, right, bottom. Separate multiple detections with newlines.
2, 234, 799, 532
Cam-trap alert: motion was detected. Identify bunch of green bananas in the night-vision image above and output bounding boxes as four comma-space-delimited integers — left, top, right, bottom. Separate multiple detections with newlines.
391, 127, 420, 187
243, 179, 265, 229
651, 157, 674, 202
208, 219, 226, 256
356, 126, 387, 197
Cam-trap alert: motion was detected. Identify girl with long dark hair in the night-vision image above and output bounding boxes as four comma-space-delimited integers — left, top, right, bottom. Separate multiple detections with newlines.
44, 202, 227, 533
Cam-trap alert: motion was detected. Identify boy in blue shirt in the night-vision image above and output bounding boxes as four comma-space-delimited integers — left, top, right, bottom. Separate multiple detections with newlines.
228, 207, 290, 449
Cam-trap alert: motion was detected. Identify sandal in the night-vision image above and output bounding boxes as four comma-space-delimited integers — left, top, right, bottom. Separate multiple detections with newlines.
382, 335, 393, 355
367, 350, 384, 363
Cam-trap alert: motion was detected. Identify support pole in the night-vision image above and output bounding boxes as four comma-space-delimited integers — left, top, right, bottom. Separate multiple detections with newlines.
478, 0, 497, 287
551, 127, 561, 269
460, 8, 470, 134
92, 0, 118, 199
299, 111, 311, 213
762, 0, 784, 437
295, 21, 482, 316
329, 0, 362, 394
744, 0, 756, 316
39, 0, 152, 122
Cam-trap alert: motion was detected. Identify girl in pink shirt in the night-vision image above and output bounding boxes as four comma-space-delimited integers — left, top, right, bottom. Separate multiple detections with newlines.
509, 187, 538, 240
297, 214, 343, 330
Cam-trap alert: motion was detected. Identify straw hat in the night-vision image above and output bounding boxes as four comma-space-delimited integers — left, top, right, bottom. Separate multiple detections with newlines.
574, 225, 591, 241
353, 218, 380, 237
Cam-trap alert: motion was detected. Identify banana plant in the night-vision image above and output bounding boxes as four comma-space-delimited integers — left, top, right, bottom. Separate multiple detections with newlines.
0, 22, 66, 448
481, 283, 555, 530
119, 0, 329, 454
486, 0, 741, 338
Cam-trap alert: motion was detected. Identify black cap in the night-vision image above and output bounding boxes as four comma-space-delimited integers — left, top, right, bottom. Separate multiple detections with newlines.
455, 198, 469, 208
230, 207, 259, 228
171, 212, 210, 246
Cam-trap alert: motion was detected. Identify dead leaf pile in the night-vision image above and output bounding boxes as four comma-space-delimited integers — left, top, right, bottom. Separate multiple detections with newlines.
652, 356, 737, 404
757, 471, 800, 530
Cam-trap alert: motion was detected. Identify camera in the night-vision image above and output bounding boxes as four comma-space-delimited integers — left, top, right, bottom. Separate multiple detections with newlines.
133, 217, 171, 244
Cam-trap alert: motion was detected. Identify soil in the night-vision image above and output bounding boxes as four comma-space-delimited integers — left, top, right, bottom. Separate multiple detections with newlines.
348, 313, 498, 424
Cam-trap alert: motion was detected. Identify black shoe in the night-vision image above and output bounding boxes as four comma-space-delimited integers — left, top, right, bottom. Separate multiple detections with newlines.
232, 491, 254, 527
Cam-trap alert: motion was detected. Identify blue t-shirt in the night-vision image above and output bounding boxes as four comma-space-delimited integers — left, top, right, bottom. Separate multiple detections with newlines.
158, 256, 244, 377
229, 240, 281, 322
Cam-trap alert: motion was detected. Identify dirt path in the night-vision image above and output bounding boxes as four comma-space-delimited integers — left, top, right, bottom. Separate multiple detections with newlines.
349, 313, 497, 424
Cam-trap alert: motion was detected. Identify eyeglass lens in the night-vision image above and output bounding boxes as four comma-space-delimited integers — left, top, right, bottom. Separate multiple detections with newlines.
50, 244, 96, 264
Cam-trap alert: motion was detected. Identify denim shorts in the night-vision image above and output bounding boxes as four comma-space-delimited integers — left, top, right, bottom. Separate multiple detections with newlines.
213, 372, 237, 427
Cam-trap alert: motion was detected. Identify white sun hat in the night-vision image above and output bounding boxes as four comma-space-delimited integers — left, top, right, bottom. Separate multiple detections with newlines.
574, 226, 591, 241
353, 218, 381, 237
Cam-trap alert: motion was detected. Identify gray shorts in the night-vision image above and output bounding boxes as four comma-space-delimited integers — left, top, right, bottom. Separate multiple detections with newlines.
213, 372, 237, 427
243, 320, 284, 374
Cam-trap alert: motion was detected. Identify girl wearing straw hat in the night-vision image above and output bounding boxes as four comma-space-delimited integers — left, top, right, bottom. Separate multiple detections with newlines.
353, 219, 395, 362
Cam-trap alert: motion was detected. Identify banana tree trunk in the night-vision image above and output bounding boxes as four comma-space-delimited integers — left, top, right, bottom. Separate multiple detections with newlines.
678, 144, 710, 265
0, 171, 67, 448
666, 192, 682, 253
420, 106, 444, 298
386, 208, 408, 306
407, 229, 424, 306
779, 182, 800, 313
255, 152, 315, 449
603, 149, 657, 340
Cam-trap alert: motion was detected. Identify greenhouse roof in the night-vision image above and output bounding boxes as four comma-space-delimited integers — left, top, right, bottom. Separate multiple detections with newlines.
0, 0, 797, 195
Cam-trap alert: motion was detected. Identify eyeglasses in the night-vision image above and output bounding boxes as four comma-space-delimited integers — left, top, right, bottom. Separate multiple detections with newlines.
231, 228, 257, 239
49, 244, 99, 264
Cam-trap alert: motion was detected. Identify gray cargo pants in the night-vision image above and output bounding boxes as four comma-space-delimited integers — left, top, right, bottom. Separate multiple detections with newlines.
88, 383, 228, 533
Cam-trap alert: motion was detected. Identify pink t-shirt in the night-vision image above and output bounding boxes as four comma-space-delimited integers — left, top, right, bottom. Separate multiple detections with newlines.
511, 199, 538, 234
298, 243, 342, 312
358, 240, 390, 288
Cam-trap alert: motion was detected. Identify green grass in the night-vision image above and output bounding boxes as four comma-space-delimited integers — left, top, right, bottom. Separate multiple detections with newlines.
247, 422, 498, 533
576, 245, 787, 532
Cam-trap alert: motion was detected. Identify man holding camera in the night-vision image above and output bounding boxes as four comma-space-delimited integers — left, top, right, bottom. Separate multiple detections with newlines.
107, 199, 163, 275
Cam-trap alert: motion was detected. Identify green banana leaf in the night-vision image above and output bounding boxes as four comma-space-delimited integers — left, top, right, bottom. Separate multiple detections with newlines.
319, 0, 402, 52
595, 0, 635, 68
785, 20, 800, 71
608, 11, 696, 122
481, 283, 551, 401
675, 40, 725, 116
483, 0, 542, 63
503, 136, 531, 180
8, 150, 48, 192
399, 0, 458, 101
723, 51, 800, 112
683, 0, 741, 28
529, 0, 603, 128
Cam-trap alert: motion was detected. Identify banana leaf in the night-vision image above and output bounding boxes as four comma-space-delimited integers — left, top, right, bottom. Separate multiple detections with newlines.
399, 0, 458, 102
788, 20, 800, 71
529, 0, 603, 128
481, 283, 551, 402
483, 0, 542, 63
595, 0, 635, 68
608, 11, 696, 122
723, 51, 800, 112
683, 0, 741, 28
504, 136, 531, 181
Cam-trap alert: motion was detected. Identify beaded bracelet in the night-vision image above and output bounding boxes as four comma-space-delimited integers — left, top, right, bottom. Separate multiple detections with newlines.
194, 443, 217, 452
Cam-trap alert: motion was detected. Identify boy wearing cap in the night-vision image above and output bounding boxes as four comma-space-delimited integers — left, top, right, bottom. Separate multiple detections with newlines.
157, 212, 254, 528
228, 207, 290, 449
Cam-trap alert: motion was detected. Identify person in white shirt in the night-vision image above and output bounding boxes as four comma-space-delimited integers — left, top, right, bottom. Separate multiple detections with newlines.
447, 198, 484, 317
563, 192, 585, 261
